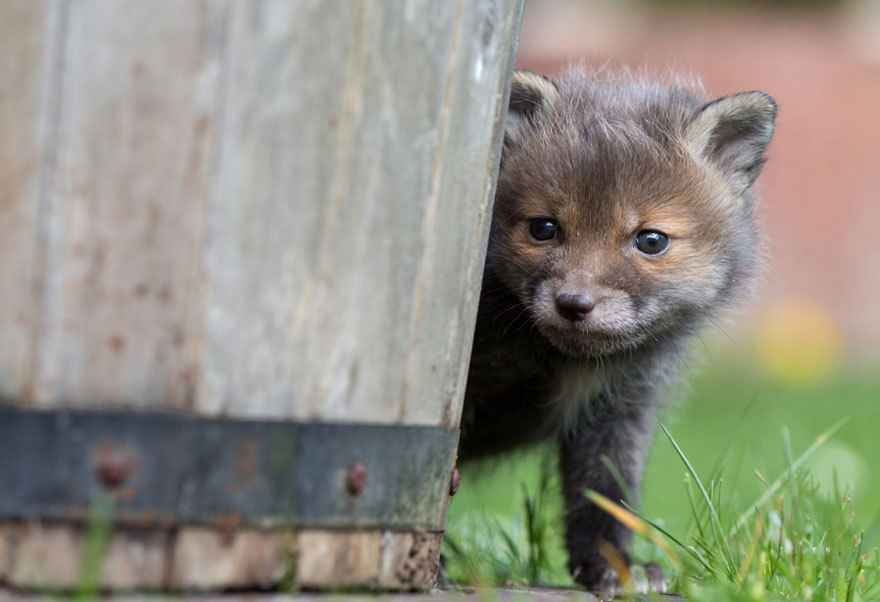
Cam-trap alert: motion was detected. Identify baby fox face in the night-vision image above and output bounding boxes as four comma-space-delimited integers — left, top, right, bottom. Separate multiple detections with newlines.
491, 70, 776, 358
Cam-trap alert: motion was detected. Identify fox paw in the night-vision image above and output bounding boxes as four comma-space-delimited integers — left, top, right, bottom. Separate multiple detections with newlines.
576, 562, 666, 597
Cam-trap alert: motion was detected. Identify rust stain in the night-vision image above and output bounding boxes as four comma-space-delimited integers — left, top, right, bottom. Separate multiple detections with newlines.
178, 368, 195, 383
215, 511, 241, 546
107, 334, 125, 352
0, 161, 36, 209
226, 438, 261, 493
156, 286, 171, 304
113, 511, 163, 529
170, 325, 185, 347
114, 485, 139, 502
93, 246, 106, 270
159, 513, 178, 529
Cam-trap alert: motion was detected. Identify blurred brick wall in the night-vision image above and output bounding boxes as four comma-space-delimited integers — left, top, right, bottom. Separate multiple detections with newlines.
515, 0, 880, 356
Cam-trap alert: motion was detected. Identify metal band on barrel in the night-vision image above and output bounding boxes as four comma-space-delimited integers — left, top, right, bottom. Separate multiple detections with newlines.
0, 404, 458, 531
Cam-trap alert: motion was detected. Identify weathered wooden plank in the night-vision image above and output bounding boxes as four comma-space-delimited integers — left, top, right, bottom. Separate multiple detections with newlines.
0, 523, 442, 591
2, 0, 521, 422
170, 527, 287, 590
0, 0, 60, 402
295, 530, 442, 590
397, 0, 523, 428
99, 531, 168, 590
6, 521, 80, 588
31, 1, 228, 408
197, 0, 522, 425
294, 530, 382, 589
196, 0, 363, 418
3, 522, 167, 590
172, 528, 443, 590
376, 530, 443, 590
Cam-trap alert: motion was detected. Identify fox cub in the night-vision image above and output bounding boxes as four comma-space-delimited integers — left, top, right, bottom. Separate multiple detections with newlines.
459, 69, 776, 594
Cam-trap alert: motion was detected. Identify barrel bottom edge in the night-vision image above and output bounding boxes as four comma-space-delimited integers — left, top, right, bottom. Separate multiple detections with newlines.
0, 521, 442, 592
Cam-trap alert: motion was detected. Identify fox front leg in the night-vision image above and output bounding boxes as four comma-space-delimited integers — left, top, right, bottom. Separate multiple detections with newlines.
558, 405, 666, 595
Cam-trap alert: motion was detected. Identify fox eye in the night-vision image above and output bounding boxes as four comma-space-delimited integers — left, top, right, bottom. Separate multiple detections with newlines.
635, 230, 669, 255
528, 218, 558, 242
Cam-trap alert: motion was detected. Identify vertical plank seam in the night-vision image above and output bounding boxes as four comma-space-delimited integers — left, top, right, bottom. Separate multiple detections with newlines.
25, 0, 70, 404
161, 525, 178, 589
189, 0, 235, 413
397, 0, 466, 422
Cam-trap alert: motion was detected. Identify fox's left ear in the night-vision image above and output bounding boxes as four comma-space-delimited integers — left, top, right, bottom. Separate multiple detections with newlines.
686, 91, 777, 193
503, 70, 559, 150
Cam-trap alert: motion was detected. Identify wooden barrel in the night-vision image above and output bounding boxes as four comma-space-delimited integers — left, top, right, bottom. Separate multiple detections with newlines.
0, 0, 522, 590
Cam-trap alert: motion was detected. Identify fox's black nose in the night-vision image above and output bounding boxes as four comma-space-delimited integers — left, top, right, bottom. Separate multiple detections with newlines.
555, 293, 594, 322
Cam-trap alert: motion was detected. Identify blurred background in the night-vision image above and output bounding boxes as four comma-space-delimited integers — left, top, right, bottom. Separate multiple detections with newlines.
448, 0, 880, 584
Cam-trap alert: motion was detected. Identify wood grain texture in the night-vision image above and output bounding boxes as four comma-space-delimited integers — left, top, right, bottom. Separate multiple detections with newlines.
99, 531, 168, 590
1, 521, 168, 589
0, 0, 60, 402
5, 522, 80, 588
197, 0, 522, 425
25, 1, 229, 408
170, 527, 286, 590
1, 0, 521, 425
0, 523, 441, 591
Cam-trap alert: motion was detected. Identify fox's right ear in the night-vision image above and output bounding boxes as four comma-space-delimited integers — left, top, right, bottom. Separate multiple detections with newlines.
504, 70, 559, 149
685, 91, 777, 194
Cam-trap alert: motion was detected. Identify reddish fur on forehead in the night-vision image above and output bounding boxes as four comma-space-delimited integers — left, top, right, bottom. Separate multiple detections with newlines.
638, 207, 698, 239
515, 195, 558, 219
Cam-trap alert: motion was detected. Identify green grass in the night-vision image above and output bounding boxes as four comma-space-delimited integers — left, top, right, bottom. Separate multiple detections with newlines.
444, 356, 880, 599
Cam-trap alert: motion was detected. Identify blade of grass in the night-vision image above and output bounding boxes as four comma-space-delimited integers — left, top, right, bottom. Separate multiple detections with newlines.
678, 393, 759, 539
493, 515, 522, 568
621, 500, 717, 576
733, 418, 848, 534
684, 472, 707, 541
736, 513, 765, 586
707, 392, 759, 484
443, 530, 487, 585
782, 426, 798, 504
586, 489, 681, 567
521, 483, 541, 582
76, 491, 114, 601
764, 542, 795, 581
660, 423, 737, 577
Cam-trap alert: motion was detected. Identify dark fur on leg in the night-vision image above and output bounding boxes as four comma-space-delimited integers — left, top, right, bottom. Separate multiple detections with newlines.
560, 403, 659, 593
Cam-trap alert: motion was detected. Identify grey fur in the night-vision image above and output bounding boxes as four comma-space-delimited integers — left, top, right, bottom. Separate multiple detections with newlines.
458, 67, 776, 594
